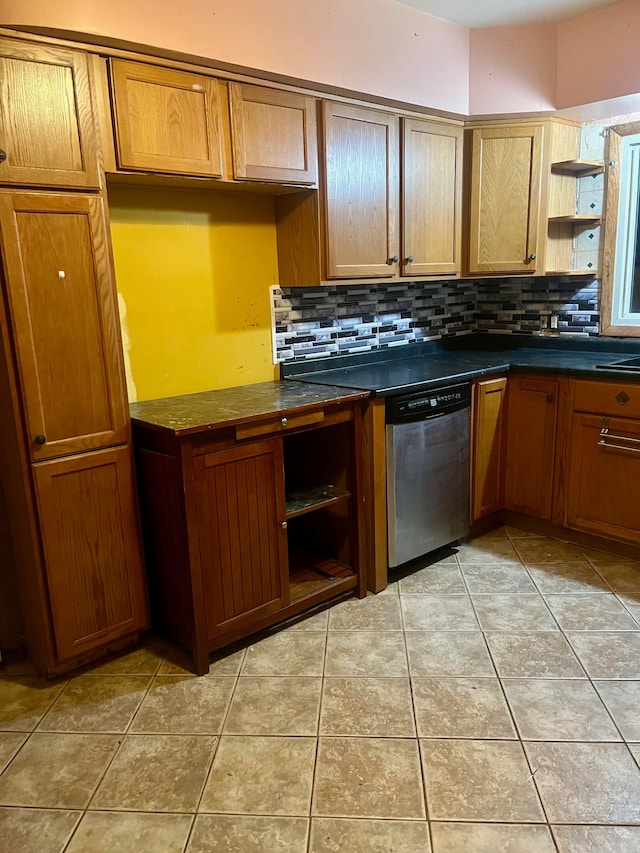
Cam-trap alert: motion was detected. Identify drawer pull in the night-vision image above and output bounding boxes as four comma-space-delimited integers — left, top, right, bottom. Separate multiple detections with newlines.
281, 417, 288, 427
598, 417, 640, 454
616, 390, 631, 405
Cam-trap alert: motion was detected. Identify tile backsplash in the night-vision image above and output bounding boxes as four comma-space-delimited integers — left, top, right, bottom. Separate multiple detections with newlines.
273, 276, 600, 363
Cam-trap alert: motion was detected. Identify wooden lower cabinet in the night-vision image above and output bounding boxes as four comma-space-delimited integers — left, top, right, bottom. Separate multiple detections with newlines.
32, 446, 148, 661
471, 376, 507, 521
504, 375, 559, 520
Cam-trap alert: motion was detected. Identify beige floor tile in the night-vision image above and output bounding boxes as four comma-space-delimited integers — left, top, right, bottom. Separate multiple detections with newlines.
431, 822, 556, 852
310, 818, 430, 852
504, 526, 543, 539
472, 593, 558, 631
503, 679, 621, 741
513, 538, 585, 563
376, 578, 399, 595
0, 807, 81, 853
312, 737, 425, 819
188, 814, 308, 852
619, 592, 640, 621
460, 563, 537, 593
525, 742, 640, 823
485, 632, 586, 678
456, 539, 520, 565
90, 734, 216, 812
401, 595, 479, 631
130, 676, 235, 734
241, 632, 326, 676
593, 563, 640, 594
319, 678, 415, 737
286, 610, 330, 631
594, 681, 640, 740
328, 595, 402, 631
200, 735, 315, 816
0, 732, 27, 773
324, 632, 408, 677
0, 677, 67, 731
581, 547, 640, 569
398, 563, 466, 594
66, 811, 193, 853
525, 562, 609, 594
421, 739, 544, 822
159, 645, 246, 676
553, 825, 640, 853
84, 638, 168, 675
224, 677, 322, 735
37, 675, 151, 733
406, 632, 494, 677
0, 733, 119, 808
545, 594, 638, 631
567, 632, 640, 679
412, 677, 516, 739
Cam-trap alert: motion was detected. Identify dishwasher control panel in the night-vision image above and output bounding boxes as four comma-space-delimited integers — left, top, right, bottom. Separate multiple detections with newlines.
386, 382, 471, 424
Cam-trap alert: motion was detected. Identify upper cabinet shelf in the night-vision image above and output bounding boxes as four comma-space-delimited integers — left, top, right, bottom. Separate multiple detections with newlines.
551, 159, 604, 178
548, 214, 602, 223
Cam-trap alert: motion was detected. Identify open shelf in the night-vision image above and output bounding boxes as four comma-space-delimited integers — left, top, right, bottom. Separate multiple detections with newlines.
551, 159, 604, 178
286, 485, 350, 519
289, 551, 357, 604
548, 214, 601, 224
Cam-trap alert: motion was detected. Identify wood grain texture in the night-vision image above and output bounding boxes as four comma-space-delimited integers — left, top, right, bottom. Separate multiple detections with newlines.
110, 59, 225, 177
471, 377, 507, 521
89, 53, 118, 173
504, 375, 558, 520
274, 189, 322, 286
468, 125, 542, 274
573, 378, 640, 418
322, 101, 399, 279
0, 192, 129, 460
0, 37, 99, 188
32, 446, 148, 661
401, 118, 462, 277
229, 82, 318, 184
600, 131, 627, 335
361, 397, 388, 592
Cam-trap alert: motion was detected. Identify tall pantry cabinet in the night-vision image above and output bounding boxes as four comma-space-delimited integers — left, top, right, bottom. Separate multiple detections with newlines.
0, 38, 148, 675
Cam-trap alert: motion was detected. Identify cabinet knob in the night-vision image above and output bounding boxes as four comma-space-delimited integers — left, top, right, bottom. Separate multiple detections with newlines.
281, 521, 288, 530
34, 434, 47, 445
528, 253, 537, 261
0, 150, 6, 164
281, 417, 288, 427
546, 394, 554, 404
405, 256, 414, 265
389, 256, 399, 265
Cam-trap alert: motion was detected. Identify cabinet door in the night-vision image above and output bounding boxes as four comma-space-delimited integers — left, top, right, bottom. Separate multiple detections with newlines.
110, 60, 225, 177
322, 102, 399, 279
471, 377, 507, 521
32, 446, 148, 662
402, 118, 462, 277
0, 192, 129, 460
566, 413, 640, 544
229, 83, 317, 185
505, 375, 558, 519
0, 38, 99, 188
468, 125, 543, 275
194, 440, 289, 639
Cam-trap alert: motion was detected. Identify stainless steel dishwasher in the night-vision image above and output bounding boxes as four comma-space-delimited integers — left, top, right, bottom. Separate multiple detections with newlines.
386, 382, 470, 568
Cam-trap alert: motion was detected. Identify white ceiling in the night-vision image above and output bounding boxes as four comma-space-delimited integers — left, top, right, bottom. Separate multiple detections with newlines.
396, 0, 624, 27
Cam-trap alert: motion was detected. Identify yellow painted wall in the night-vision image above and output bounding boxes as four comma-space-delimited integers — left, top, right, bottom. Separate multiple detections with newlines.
108, 185, 280, 402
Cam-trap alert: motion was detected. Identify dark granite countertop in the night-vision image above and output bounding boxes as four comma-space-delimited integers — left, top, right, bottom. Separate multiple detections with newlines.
129, 380, 369, 435
282, 336, 640, 397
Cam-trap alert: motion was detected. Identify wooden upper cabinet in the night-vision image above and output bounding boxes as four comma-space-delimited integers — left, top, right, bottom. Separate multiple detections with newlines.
110, 60, 225, 177
229, 83, 317, 185
322, 102, 399, 279
0, 192, 129, 461
33, 445, 148, 661
401, 118, 462, 277
0, 38, 99, 189
467, 125, 543, 275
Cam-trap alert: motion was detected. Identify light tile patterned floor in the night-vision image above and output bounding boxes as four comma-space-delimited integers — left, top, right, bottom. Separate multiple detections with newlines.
3, 526, 640, 851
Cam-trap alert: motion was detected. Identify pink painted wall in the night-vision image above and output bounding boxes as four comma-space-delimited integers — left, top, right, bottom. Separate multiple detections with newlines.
556, 0, 640, 109
469, 24, 557, 116
0, 0, 470, 114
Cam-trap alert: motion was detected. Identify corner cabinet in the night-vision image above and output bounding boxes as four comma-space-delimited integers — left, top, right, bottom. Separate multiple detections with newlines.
132, 392, 367, 674
471, 376, 507, 521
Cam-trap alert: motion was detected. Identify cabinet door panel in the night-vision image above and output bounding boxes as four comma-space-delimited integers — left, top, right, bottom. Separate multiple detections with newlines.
505, 375, 558, 519
33, 446, 148, 661
567, 413, 640, 544
323, 102, 399, 279
0, 193, 128, 459
402, 119, 462, 277
468, 126, 542, 274
194, 440, 288, 638
110, 60, 225, 177
0, 39, 99, 188
472, 377, 507, 521
229, 83, 317, 184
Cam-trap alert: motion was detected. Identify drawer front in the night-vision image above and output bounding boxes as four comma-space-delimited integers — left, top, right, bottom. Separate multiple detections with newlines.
235, 408, 324, 440
572, 379, 640, 418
